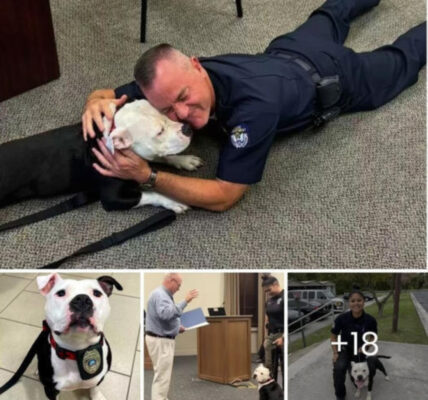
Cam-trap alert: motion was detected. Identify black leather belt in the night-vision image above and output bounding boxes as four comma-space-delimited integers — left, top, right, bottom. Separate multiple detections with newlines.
269, 329, 284, 334
274, 52, 321, 83
146, 331, 175, 340
275, 51, 343, 127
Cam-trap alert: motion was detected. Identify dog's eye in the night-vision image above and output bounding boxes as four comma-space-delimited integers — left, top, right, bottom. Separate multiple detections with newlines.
56, 289, 66, 297
157, 129, 164, 137
93, 289, 103, 297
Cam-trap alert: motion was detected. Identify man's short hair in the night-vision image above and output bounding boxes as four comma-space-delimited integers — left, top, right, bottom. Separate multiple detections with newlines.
134, 43, 175, 89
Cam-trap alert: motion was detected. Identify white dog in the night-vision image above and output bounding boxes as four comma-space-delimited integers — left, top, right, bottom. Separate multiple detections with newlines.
104, 99, 203, 213
253, 364, 283, 400
350, 357, 390, 400
0, 274, 122, 399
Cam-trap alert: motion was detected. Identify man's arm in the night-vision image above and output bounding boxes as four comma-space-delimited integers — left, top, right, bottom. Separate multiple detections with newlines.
157, 297, 186, 321
92, 140, 249, 211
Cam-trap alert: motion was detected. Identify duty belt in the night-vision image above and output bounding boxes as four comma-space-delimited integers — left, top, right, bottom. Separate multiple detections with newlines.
146, 331, 175, 340
275, 52, 343, 127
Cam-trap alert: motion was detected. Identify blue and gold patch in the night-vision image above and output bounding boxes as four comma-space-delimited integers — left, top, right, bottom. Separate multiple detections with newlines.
230, 124, 249, 148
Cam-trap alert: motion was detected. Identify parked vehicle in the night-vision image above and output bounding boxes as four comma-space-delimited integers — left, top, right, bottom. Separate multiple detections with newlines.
288, 298, 327, 320
288, 288, 345, 313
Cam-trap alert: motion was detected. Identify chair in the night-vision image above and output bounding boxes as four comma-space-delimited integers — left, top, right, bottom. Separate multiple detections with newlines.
140, 0, 243, 42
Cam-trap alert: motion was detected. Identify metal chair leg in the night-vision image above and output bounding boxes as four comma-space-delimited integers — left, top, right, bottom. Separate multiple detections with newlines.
236, 0, 243, 18
140, 0, 147, 42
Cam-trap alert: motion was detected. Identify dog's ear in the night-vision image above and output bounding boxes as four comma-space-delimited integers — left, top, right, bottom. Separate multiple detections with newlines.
37, 274, 62, 296
97, 276, 123, 296
351, 361, 355, 367
110, 129, 133, 149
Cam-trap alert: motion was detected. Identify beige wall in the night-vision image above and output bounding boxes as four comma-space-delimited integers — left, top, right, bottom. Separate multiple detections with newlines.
144, 272, 284, 356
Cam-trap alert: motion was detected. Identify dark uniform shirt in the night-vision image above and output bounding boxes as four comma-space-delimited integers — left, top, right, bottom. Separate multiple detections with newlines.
331, 310, 377, 354
266, 289, 284, 333
114, 51, 320, 184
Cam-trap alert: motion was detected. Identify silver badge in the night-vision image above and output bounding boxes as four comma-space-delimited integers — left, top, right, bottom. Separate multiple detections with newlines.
82, 349, 101, 374
231, 125, 249, 148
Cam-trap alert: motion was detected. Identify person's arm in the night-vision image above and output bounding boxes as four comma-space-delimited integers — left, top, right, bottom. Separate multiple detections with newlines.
156, 297, 185, 321
331, 333, 339, 363
92, 141, 249, 211
81, 89, 127, 140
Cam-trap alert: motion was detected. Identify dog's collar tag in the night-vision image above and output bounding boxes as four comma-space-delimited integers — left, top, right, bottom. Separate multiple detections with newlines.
104, 135, 115, 155
76, 342, 104, 380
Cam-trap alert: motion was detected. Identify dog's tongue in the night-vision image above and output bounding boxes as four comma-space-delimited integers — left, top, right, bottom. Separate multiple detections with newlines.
356, 380, 365, 389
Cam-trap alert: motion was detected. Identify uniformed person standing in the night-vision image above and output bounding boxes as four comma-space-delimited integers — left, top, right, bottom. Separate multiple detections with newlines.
261, 274, 284, 374
84, 0, 426, 212
331, 288, 378, 400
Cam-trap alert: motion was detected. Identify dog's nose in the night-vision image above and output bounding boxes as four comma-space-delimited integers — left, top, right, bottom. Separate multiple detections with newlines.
357, 375, 363, 381
70, 294, 93, 313
181, 124, 193, 137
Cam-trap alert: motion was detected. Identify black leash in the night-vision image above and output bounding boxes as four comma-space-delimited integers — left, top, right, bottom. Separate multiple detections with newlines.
0, 191, 177, 268
40, 209, 176, 269
0, 329, 48, 394
0, 191, 98, 233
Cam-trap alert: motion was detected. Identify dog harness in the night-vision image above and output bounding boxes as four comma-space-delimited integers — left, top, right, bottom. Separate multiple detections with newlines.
43, 321, 105, 380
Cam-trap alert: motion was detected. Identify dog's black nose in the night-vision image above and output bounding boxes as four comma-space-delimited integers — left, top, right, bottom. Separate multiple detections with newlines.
181, 124, 193, 137
357, 375, 363, 381
70, 294, 93, 313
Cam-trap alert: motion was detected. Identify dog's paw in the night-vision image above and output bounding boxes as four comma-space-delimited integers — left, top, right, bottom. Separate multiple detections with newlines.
179, 155, 204, 171
366, 393, 372, 400
90, 387, 107, 400
167, 202, 190, 214
385, 375, 390, 381
164, 155, 204, 171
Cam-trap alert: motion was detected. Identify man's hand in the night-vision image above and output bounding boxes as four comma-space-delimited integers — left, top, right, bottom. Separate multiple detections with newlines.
332, 352, 339, 364
82, 90, 127, 140
179, 325, 186, 333
273, 336, 284, 347
185, 289, 199, 303
92, 139, 151, 183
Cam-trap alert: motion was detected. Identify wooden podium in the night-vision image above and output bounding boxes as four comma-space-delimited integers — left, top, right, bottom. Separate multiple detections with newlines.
197, 315, 251, 384
0, 0, 60, 101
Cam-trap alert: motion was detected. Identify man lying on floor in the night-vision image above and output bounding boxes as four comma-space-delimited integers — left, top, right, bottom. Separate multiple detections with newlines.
83, 0, 426, 212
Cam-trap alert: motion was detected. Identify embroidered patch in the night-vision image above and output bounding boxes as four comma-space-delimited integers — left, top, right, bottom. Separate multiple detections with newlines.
230, 124, 249, 148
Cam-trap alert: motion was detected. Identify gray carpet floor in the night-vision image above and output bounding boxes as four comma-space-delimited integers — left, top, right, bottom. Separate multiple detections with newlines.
0, 0, 425, 268
144, 356, 283, 400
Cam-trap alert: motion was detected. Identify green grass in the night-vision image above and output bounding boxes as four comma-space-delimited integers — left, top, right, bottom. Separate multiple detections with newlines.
288, 291, 428, 354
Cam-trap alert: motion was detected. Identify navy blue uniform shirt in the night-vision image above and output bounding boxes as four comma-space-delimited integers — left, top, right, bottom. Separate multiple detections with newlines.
114, 52, 320, 184
266, 289, 285, 333
331, 310, 377, 354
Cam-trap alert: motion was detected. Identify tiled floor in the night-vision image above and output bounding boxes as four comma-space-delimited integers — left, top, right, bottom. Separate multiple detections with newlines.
0, 272, 141, 399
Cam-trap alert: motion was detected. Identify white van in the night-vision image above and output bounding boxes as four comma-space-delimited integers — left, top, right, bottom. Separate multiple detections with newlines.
288, 288, 345, 313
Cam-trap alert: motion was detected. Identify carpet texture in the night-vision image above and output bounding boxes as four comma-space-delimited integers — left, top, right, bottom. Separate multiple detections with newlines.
0, 0, 425, 268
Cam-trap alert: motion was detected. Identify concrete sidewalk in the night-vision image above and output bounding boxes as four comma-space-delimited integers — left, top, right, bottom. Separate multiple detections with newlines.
288, 340, 428, 400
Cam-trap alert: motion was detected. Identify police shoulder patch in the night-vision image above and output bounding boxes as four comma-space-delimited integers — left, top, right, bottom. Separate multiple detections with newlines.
230, 124, 249, 148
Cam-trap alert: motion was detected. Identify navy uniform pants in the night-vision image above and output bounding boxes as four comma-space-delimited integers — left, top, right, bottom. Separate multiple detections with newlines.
333, 351, 351, 399
266, 0, 426, 113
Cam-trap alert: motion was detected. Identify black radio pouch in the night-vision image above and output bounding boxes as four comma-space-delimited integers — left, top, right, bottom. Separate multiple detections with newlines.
316, 75, 342, 109
76, 342, 104, 380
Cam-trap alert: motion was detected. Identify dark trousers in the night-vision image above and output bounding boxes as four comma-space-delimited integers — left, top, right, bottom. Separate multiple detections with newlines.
266, 0, 426, 113
333, 351, 351, 399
